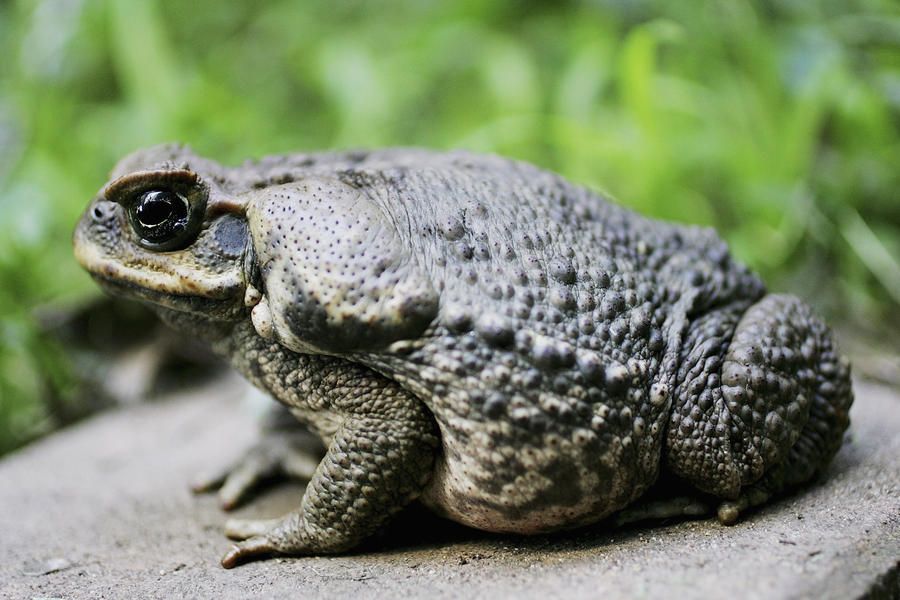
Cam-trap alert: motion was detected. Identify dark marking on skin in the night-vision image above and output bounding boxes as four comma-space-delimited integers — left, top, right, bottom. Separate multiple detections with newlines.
531, 460, 584, 509
214, 215, 249, 258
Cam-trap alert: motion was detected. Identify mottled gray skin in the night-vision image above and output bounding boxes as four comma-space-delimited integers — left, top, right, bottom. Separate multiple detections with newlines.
73, 145, 853, 568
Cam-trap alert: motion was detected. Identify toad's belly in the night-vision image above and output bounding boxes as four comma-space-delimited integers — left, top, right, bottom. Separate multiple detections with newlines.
420, 423, 657, 533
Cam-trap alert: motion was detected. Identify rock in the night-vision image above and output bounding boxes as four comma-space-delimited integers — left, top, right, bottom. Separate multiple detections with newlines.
0, 374, 897, 599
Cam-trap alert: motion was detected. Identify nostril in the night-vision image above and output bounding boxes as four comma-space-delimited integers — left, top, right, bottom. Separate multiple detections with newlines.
92, 203, 110, 221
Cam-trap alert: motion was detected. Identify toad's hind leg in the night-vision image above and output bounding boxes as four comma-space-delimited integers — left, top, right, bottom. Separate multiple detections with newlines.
666, 294, 853, 523
612, 495, 711, 527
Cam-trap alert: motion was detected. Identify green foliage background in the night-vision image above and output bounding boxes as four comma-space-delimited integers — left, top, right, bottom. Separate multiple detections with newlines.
1, 0, 898, 454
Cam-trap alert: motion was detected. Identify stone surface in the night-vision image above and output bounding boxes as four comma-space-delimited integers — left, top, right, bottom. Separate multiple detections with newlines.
0, 375, 897, 600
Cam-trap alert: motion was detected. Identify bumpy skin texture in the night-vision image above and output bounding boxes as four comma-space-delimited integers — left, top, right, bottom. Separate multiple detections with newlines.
73, 145, 853, 567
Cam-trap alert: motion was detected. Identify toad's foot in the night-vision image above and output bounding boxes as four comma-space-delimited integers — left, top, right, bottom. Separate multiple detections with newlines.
219, 410, 438, 568
192, 425, 324, 510
612, 496, 711, 527
219, 518, 285, 568
714, 461, 804, 524
717, 491, 766, 525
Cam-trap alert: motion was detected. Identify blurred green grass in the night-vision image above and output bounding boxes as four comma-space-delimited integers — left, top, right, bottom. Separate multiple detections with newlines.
1, 0, 898, 454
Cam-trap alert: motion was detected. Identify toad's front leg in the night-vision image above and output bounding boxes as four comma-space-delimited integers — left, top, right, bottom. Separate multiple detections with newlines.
192, 403, 325, 510
220, 389, 439, 568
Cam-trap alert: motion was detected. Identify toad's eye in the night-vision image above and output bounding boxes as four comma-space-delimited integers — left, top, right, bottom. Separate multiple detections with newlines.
127, 189, 201, 251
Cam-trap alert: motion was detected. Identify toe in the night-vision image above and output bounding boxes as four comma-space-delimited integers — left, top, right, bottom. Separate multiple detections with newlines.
218, 455, 278, 510
225, 517, 281, 541
717, 501, 741, 524
221, 536, 276, 569
191, 470, 228, 494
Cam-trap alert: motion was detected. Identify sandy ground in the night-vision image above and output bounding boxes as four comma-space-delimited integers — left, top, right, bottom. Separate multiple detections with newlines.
1, 375, 897, 600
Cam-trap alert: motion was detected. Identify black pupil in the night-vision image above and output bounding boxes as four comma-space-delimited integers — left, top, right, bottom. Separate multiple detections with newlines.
136, 190, 186, 228
129, 189, 194, 248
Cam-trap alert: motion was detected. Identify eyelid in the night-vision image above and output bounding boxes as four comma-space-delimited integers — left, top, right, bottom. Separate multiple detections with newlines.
104, 169, 203, 205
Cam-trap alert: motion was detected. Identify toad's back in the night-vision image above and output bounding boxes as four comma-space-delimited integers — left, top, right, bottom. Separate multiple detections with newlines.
283, 150, 768, 531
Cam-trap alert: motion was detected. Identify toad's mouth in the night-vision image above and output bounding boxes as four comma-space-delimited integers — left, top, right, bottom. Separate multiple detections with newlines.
74, 228, 242, 296
90, 274, 244, 319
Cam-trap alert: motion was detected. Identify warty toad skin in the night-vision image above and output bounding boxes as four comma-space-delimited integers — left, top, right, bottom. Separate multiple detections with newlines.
72, 145, 853, 567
